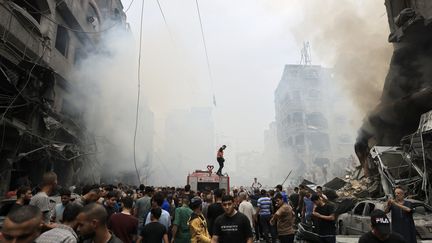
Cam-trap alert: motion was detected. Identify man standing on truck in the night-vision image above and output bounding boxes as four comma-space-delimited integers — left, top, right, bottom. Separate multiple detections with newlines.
216, 145, 227, 176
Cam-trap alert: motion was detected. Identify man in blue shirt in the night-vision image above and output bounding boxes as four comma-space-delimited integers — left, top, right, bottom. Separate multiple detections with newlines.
52, 189, 71, 223
275, 185, 288, 203
257, 190, 276, 243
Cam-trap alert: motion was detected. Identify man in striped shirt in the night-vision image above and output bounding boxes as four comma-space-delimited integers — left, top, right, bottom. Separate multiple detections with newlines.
257, 190, 276, 243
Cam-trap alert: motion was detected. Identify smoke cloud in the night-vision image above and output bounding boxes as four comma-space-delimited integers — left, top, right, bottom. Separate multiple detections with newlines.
71, 23, 213, 186
67, 1, 395, 187
288, 0, 393, 115
71, 27, 154, 185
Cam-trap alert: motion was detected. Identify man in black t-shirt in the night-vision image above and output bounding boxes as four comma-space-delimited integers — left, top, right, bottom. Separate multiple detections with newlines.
211, 195, 253, 243
140, 208, 169, 243
207, 189, 225, 236
359, 209, 406, 243
311, 194, 336, 243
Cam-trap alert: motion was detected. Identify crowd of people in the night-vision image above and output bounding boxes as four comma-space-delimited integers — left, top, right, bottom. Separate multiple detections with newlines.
0, 172, 418, 243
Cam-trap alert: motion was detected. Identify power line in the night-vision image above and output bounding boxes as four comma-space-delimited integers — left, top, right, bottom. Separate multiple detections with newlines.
3, 1, 120, 34
133, 0, 145, 184
155, 0, 176, 43
194, 0, 216, 106
124, 0, 136, 13
0, 46, 47, 122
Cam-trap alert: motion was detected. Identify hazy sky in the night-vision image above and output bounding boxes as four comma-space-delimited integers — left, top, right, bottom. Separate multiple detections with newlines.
113, 0, 392, 184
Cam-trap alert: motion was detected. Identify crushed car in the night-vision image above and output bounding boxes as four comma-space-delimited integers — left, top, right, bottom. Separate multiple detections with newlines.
338, 199, 432, 240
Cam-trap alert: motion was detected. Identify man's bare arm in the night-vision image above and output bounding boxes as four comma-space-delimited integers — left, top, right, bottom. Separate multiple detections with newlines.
211, 235, 219, 243
163, 233, 169, 243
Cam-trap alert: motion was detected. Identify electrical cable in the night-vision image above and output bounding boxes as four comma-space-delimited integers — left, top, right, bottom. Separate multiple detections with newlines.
155, 0, 174, 42
124, 0, 135, 13
132, 0, 145, 184
2, 1, 120, 34
194, 0, 216, 106
155, 0, 197, 95
0, 45, 47, 122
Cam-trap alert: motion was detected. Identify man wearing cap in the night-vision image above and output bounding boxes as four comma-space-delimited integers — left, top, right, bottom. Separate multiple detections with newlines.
359, 209, 406, 243
311, 194, 336, 243
189, 196, 211, 243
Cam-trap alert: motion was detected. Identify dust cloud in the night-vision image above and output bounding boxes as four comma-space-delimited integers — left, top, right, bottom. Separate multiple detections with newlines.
287, 0, 393, 115
70, 0, 394, 187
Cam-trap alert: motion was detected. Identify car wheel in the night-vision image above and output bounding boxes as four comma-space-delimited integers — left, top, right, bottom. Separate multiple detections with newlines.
338, 221, 346, 235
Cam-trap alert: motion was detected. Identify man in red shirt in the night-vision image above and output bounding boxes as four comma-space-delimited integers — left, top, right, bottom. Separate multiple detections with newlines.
108, 197, 138, 243
216, 145, 227, 176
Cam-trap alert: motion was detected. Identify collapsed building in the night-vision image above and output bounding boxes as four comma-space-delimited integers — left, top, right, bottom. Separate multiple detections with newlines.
0, 0, 128, 196
355, 0, 432, 204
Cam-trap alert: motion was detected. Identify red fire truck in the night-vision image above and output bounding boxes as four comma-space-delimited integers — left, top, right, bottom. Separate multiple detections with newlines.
187, 165, 230, 193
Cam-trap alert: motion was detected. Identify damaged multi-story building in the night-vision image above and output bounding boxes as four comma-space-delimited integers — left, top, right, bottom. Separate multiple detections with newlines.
0, 0, 128, 196
274, 61, 356, 184
355, 0, 432, 203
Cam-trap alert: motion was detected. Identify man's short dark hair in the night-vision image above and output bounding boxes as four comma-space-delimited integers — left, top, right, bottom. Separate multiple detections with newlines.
81, 203, 108, 225
151, 207, 162, 219
275, 185, 282, 191
62, 203, 82, 223
394, 185, 406, 191
181, 197, 190, 205
144, 186, 153, 195
7, 205, 41, 223
316, 186, 323, 190
294, 187, 299, 191
60, 188, 72, 197
274, 193, 283, 200
310, 194, 320, 202
106, 191, 117, 199
139, 184, 145, 191
42, 171, 57, 186
260, 189, 267, 195
185, 185, 191, 192
214, 189, 223, 198
221, 195, 234, 203
152, 192, 164, 207
16, 186, 31, 199
122, 197, 134, 209
82, 184, 100, 195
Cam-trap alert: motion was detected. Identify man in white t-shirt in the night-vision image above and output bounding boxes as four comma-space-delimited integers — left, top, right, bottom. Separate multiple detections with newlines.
251, 178, 262, 191
30, 172, 57, 225
238, 192, 255, 230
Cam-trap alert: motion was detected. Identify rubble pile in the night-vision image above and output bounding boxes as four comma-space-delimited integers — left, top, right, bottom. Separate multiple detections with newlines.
323, 166, 383, 199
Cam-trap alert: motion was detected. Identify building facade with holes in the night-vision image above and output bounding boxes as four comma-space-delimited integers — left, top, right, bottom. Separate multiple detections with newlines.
274, 64, 356, 184
0, 0, 128, 196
